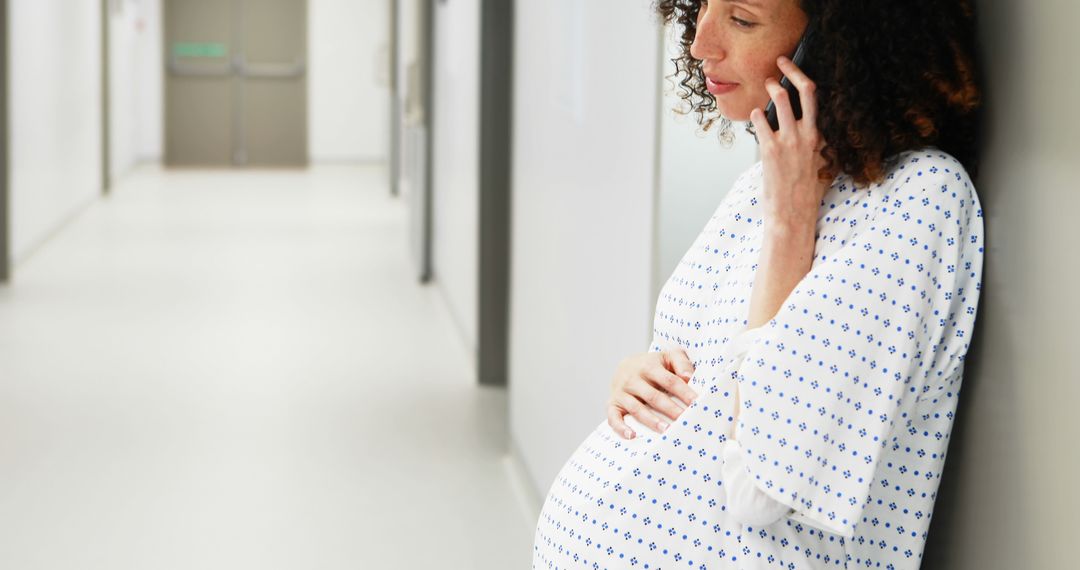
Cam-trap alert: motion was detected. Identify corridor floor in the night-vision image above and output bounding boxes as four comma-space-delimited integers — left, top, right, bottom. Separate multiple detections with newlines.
0, 165, 534, 569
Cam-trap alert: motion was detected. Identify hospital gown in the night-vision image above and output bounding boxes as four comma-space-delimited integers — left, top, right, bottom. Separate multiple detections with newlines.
532, 148, 985, 569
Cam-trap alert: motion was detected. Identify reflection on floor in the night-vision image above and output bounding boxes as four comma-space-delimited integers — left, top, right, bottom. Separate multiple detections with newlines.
0, 165, 534, 569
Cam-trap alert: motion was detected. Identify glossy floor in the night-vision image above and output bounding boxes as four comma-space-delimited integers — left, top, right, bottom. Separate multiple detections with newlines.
0, 165, 534, 569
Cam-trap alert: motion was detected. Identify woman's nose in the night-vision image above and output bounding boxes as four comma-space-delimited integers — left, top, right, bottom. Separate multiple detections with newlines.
689, 6, 726, 61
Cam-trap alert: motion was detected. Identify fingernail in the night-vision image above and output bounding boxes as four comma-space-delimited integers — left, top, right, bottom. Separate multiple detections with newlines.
625, 429, 635, 439
658, 421, 669, 431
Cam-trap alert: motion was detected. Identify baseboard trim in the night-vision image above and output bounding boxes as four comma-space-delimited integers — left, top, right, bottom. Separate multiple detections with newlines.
503, 436, 543, 529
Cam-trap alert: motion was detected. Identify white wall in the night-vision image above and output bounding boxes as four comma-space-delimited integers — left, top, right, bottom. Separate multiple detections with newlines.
393, 0, 429, 278
108, 0, 162, 174
430, 0, 480, 358
134, 0, 163, 162
9, 0, 103, 262
108, 0, 142, 181
309, 0, 389, 162
509, 0, 661, 497
655, 24, 757, 297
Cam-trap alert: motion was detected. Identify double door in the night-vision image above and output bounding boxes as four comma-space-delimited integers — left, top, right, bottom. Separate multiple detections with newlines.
165, 0, 307, 167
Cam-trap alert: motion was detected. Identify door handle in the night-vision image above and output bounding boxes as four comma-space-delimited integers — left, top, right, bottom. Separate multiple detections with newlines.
166, 53, 232, 77
236, 57, 306, 79
167, 54, 306, 79
404, 61, 425, 126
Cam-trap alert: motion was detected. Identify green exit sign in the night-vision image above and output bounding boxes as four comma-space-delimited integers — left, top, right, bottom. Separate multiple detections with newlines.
172, 42, 227, 58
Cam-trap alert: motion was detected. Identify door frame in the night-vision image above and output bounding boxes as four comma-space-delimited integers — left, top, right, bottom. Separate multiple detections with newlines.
101, 0, 111, 195
419, 0, 434, 282
0, 0, 9, 282
476, 0, 513, 386
389, 0, 399, 197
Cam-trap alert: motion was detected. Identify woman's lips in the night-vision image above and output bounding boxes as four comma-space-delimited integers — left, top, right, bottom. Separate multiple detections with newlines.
705, 77, 739, 95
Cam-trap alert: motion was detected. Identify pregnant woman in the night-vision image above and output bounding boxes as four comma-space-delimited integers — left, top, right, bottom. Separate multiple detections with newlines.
532, 1, 983, 569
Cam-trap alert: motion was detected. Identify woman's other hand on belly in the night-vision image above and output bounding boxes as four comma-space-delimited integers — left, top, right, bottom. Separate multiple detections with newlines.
606, 348, 698, 440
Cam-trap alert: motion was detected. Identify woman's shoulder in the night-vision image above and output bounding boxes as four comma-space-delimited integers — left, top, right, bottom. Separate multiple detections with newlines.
869, 147, 982, 214
877, 147, 975, 190
858, 148, 983, 252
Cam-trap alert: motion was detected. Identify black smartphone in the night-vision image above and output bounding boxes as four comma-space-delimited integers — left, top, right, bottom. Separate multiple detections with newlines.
764, 24, 817, 131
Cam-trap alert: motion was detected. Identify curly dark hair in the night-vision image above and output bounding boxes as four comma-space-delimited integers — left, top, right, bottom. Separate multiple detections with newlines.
656, 0, 984, 187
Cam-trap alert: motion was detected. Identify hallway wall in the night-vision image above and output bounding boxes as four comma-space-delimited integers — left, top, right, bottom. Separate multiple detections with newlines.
920, 1, 1079, 568
430, 0, 480, 360
108, 0, 158, 181
309, 0, 390, 162
508, 0, 661, 496
9, 0, 103, 262
134, 0, 163, 162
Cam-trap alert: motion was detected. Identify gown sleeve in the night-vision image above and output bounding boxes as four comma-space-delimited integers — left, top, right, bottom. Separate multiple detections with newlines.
729, 161, 982, 538
721, 439, 793, 525
708, 323, 794, 526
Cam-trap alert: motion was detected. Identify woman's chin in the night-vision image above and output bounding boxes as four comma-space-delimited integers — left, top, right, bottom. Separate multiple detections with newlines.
715, 106, 752, 124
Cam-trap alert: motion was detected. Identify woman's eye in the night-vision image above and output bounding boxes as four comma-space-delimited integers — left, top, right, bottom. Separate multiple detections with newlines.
731, 17, 757, 29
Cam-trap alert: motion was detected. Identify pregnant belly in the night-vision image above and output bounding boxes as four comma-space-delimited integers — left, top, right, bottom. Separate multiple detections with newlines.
548, 385, 738, 509
534, 392, 744, 566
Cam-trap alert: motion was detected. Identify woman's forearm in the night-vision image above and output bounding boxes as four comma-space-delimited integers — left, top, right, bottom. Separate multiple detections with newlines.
747, 221, 818, 329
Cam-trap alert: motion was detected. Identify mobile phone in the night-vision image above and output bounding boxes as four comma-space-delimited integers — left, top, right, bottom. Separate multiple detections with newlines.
764, 24, 817, 131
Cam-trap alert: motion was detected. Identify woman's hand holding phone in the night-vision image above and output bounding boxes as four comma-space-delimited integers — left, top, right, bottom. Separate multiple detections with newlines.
606, 349, 698, 439
749, 55, 830, 230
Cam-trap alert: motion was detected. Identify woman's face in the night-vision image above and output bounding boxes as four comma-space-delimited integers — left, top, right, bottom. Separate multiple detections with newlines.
690, 0, 809, 122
